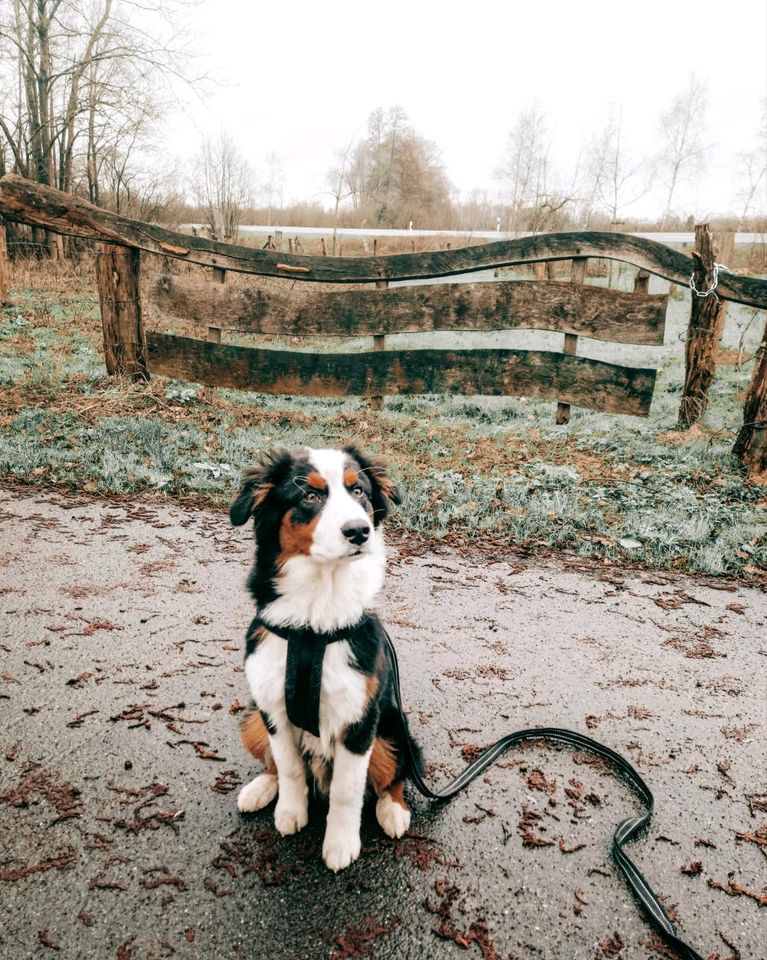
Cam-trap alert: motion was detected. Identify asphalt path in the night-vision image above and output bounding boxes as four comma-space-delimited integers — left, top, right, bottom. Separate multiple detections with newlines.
1, 487, 765, 959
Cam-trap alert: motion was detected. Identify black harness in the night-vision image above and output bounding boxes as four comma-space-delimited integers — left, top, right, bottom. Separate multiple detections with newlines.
257, 613, 705, 960
255, 614, 372, 737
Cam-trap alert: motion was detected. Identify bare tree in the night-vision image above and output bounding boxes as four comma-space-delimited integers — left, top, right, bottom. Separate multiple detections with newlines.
193, 131, 255, 242
325, 141, 355, 254
585, 107, 651, 228
495, 105, 550, 232
733, 104, 767, 231
735, 149, 767, 231
344, 106, 452, 228
261, 152, 284, 228
0, 0, 196, 249
658, 74, 708, 227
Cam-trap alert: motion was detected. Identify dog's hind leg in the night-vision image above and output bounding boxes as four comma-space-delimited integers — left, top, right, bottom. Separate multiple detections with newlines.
238, 707, 279, 813
375, 781, 411, 838
238, 773, 278, 812
368, 737, 411, 839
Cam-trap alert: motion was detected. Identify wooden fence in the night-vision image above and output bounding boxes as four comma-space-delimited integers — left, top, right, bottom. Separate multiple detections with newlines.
1, 173, 767, 476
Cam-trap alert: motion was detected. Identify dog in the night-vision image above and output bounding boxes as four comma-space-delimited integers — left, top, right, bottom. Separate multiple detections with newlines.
229, 445, 423, 871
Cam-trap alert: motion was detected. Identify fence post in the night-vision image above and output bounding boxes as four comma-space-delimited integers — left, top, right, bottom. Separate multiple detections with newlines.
634, 269, 650, 295
95, 242, 148, 380
0, 219, 8, 305
208, 267, 225, 344
369, 279, 388, 410
678, 224, 726, 428
733, 314, 767, 480
555, 257, 587, 424
533, 261, 555, 281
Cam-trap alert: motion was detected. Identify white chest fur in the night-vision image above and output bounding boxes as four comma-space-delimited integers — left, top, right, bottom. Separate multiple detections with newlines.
262, 539, 385, 634
245, 632, 368, 757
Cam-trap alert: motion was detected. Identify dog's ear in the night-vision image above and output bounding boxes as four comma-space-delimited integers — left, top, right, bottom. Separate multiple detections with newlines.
229, 450, 292, 526
343, 445, 400, 526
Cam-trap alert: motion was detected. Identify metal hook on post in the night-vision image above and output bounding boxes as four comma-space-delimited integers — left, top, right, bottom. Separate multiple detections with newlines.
688, 261, 730, 303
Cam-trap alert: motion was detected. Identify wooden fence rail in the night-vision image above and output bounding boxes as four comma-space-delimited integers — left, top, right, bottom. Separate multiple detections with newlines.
1, 174, 767, 478
151, 273, 668, 343
146, 336, 656, 416
1, 173, 766, 306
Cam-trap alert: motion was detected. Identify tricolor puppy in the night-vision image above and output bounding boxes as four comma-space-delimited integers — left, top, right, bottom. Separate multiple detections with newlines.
230, 445, 422, 871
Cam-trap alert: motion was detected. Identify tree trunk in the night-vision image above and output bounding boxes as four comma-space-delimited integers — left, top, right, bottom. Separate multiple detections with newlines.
95, 243, 148, 379
678, 224, 726, 428
733, 315, 767, 481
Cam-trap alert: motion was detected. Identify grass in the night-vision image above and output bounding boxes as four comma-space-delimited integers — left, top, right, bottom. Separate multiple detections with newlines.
1, 256, 765, 578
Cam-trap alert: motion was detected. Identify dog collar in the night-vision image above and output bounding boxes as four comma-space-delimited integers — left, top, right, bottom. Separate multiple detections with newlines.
255, 614, 372, 737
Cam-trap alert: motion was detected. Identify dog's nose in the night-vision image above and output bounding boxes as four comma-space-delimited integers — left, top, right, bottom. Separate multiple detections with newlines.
341, 521, 370, 546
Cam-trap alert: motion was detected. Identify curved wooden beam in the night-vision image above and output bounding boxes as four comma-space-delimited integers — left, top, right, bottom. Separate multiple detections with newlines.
146, 333, 656, 416
1, 174, 765, 308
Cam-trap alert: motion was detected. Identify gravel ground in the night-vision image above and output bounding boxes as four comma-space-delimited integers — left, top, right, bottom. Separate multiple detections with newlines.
0, 486, 765, 960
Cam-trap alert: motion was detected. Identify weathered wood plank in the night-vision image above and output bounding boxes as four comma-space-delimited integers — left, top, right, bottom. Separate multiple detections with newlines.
149, 274, 668, 345
95, 243, 148, 380
1, 174, 765, 307
733, 313, 767, 480
678, 225, 727, 428
369, 279, 388, 409
145, 333, 656, 416
0, 219, 8, 305
634, 269, 650, 295
556, 257, 588, 424
207, 265, 225, 343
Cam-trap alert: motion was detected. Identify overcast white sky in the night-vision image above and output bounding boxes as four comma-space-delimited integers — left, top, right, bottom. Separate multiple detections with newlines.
166, 0, 767, 219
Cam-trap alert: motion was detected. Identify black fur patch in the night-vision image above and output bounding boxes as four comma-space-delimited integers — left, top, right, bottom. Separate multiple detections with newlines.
260, 709, 276, 735
344, 699, 380, 754
244, 616, 264, 659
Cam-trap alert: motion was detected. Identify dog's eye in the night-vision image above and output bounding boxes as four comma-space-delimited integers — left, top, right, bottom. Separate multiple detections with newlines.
351, 486, 364, 498
303, 491, 318, 504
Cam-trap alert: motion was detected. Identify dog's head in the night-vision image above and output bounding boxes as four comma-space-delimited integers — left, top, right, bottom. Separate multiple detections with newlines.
230, 445, 399, 564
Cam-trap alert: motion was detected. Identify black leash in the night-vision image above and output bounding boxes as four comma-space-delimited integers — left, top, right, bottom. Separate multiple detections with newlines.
383, 630, 706, 960
257, 612, 705, 958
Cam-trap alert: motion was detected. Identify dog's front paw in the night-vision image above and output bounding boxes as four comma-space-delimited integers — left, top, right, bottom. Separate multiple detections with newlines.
274, 794, 309, 836
237, 773, 278, 813
375, 794, 411, 838
322, 824, 361, 872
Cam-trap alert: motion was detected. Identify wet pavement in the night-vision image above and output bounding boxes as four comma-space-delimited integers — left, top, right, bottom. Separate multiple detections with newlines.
0, 485, 765, 960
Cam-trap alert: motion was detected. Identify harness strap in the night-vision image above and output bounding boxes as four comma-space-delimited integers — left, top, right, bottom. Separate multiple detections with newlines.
256, 614, 372, 737
383, 630, 706, 960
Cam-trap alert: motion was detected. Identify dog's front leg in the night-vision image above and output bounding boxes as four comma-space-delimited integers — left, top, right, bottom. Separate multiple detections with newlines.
322, 743, 372, 872
269, 723, 309, 836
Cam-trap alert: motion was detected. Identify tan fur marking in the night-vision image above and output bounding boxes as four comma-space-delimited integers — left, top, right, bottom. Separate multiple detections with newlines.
388, 780, 409, 811
367, 737, 398, 796
306, 472, 327, 490
254, 483, 273, 508
247, 625, 267, 650
377, 473, 398, 501
344, 468, 359, 487
365, 674, 379, 704
278, 511, 320, 565
240, 711, 276, 773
